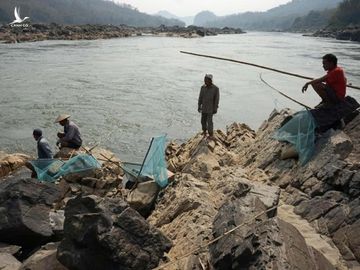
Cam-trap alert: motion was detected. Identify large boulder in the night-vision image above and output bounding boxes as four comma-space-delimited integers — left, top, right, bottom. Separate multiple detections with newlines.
0, 153, 31, 178
0, 177, 62, 246
57, 195, 172, 270
209, 195, 335, 270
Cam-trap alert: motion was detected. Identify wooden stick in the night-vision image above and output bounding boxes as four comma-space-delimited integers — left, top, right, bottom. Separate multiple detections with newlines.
180, 51, 360, 91
260, 73, 312, 109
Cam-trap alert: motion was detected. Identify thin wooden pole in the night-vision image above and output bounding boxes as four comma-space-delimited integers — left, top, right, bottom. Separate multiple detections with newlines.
180, 51, 360, 91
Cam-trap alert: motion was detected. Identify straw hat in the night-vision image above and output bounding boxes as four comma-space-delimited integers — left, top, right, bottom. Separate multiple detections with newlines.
54, 114, 70, 123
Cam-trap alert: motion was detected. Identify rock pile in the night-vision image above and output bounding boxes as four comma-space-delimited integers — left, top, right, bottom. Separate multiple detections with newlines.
313, 26, 360, 42
0, 23, 245, 43
1, 107, 359, 269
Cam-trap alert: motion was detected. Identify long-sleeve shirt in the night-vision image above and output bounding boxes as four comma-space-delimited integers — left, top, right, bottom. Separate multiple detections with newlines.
61, 120, 82, 146
198, 84, 220, 114
37, 136, 53, 159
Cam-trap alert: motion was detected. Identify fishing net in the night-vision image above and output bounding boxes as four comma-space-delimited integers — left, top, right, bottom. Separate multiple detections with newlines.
30, 154, 101, 182
273, 110, 317, 165
122, 135, 168, 188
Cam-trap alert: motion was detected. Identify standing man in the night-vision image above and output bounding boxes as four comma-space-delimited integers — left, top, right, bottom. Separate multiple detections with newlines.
55, 114, 82, 149
198, 74, 220, 139
302, 54, 347, 107
33, 128, 53, 159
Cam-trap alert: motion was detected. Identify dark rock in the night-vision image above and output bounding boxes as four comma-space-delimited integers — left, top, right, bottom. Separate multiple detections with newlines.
294, 191, 346, 222
209, 196, 334, 269
349, 170, 360, 197
0, 177, 62, 246
333, 220, 360, 262
57, 195, 172, 270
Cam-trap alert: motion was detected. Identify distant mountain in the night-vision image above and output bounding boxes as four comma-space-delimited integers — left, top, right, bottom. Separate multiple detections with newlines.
193, 11, 217, 26
289, 0, 360, 32
193, 0, 343, 30
0, 0, 185, 27
289, 9, 336, 32
155, 10, 194, 26
329, 0, 360, 28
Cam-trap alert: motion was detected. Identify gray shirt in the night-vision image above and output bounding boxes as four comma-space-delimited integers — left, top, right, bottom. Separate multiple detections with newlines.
37, 136, 53, 159
198, 84, 220, 114
61, 120, 82, 146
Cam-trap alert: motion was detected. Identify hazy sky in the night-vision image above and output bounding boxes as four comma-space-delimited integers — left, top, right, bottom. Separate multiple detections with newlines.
117, 0, 292, 17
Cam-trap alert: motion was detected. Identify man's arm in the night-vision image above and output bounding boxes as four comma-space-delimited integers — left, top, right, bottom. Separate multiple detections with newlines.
198, 87, 204, 112
302, 74, 328, 93
61, 125, 75, 142
214, 87, 219, 114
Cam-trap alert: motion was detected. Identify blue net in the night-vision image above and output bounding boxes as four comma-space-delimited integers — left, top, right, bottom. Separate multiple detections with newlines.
273, 110, 317, 165
30, 154, 101, 182
122, 135, 168, 188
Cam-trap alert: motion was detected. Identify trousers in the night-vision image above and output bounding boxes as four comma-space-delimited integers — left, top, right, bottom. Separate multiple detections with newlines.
201, 113, 214, 136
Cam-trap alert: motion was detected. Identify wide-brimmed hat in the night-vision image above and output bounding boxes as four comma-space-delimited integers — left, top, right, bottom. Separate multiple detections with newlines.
54, 114, 70, 123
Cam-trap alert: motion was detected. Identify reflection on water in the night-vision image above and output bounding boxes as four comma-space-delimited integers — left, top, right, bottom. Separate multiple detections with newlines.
1, 32, 360, 161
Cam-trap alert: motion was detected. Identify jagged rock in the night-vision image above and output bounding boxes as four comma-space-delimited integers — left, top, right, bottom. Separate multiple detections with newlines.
20, 242, 67, 270
330, 131, 353, 159
127, 181, 159, 217
349, 170, 360, 197
209, 197, 334, 270
294, 191, 347, 222
0, 253, 22, 270
57, 195, 172, 270
333, 220, 360, 262
0, 177, 62, 246
0, 153, 31, 178
0, 243, 21, 255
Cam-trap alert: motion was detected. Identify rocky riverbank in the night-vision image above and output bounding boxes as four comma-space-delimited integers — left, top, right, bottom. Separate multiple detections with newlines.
1, 109, 360, 269
312, 26, 360, 42
0, 23, 245, 43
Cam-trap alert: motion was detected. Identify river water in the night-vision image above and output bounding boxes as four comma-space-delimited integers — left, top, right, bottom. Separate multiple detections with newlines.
1, 32, 360, 161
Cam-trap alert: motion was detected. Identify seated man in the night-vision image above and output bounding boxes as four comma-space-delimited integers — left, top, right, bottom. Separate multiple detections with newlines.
302, 53, 346, 107
33, 128, 53, 159
55, 114, 82, 149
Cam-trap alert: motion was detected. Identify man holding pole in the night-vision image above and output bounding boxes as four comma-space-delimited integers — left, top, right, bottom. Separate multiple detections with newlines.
302, 54, 347, 107
198, 74, 220, 140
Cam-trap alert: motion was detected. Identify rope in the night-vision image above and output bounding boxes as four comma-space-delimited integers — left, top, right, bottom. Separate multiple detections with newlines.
180, 51, 360, 91
153, 204, 279, 270
259, 73, 312, 110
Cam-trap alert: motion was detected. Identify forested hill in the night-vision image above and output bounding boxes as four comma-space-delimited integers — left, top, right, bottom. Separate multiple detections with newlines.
290, 0, 360, 32
0, 0, 185, 27
329, 0, 360, 28
194, 0, 342, 30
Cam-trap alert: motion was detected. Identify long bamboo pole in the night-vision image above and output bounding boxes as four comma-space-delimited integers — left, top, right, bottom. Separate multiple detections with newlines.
180, 51, 360, 91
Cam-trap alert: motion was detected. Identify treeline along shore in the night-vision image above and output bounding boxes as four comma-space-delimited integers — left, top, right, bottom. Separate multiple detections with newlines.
0, 23, 245, 43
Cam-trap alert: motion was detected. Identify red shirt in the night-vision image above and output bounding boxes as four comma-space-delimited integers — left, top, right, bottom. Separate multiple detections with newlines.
326, 67, 347, 99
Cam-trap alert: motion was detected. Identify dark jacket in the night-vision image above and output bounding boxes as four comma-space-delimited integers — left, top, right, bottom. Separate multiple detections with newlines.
198, 84, 220, 114
37, 136, 53, 159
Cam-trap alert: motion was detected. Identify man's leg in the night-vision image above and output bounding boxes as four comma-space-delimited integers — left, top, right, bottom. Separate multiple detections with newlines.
201, 113, 207, 135
312, 83, 339, 107
207, 114, 214, 137
311, 82, 328, 102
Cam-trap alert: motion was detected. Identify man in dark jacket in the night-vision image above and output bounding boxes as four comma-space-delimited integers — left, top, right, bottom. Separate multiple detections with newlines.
33, 128, 53, 159
198, 74, 220, 139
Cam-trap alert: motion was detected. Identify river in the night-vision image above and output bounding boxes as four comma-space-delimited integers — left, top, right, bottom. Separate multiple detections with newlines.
1, 32, 360, 161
